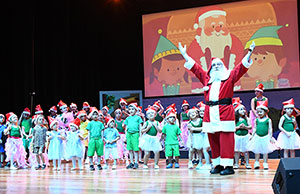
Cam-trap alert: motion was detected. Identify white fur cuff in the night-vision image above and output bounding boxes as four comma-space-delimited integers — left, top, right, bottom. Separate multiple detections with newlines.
184, 56, 195, 70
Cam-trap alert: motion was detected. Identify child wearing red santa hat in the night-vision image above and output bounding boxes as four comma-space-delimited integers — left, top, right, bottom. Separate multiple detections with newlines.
4, 112, 27, 169
233, 99, 252, 169
247, 101, 278, 170
277, 98, 300, 158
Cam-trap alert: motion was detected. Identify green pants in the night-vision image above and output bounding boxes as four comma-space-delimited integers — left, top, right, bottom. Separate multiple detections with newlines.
165, 144, 180, 157
87, 138, 104, 157
126, 132, 139, 151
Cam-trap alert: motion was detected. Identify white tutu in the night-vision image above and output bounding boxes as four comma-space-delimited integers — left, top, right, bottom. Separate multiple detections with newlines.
248, 134, 278, 154
64, 131, 85, 159
234, 134, 250, 152
187, 132, 210, 150
139, 134, 162, 152
277, 131, 300, 150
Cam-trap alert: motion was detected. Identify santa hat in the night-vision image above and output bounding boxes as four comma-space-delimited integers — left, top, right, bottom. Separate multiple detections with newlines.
255, 83, 264, 92
165, 103, 176, 113
233, 103, 245, 112
197, 101, 206, 111
89, 107, 99, 117
114, 108, 122, 114
119, 98, 127, 106
166, 109, 177, 119
83, 101, 90, 108
77, 110, 87, 118
282, 98, 295, 109
98, 110, 104, 117
256, 100, 268, 111
49, 106, 57, 113
153, 101, 161, 109
70, 103, 77, 108
105, 117, 115, 127
6, 112, 16, 122
69, 118, 80, 129
128, 102, 139, 110
145, 106, 156, 114
23, 108, 31, 115
57, 100, 67, 109
194, 6, 226, 30
102, 106, 109, 112
48, 116, 58, 129
181, 100, 189, 108
187, 107, 199, 117
35, 104, 44, 114
232, 97, 242, 106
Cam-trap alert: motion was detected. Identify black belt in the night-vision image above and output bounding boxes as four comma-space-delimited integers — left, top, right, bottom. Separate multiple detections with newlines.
206, 98, 232, 106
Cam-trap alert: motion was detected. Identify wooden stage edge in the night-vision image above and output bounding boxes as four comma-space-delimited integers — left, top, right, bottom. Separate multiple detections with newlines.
0, 159, 280, 194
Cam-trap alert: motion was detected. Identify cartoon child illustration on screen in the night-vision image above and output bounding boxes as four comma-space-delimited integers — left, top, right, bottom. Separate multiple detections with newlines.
149, 29, 191, 96
244, 25, 288, 89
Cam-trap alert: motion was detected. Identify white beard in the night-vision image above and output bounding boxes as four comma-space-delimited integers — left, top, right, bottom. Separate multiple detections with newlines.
196, 30, 232, 58
209, 67, 230, 84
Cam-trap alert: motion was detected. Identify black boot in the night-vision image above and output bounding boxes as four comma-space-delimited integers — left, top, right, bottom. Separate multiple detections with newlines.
220, 166, 235, 175
210, 165, 224, 174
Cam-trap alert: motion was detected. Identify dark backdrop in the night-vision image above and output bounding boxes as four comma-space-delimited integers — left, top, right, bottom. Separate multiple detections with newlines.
2, 0, 298, 115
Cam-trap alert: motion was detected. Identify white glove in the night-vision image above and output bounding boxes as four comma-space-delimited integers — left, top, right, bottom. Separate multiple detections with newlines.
242, 41, 255, 67
178, 42, 189, 62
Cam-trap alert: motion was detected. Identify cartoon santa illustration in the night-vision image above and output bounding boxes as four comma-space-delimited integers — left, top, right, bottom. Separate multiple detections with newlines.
178, 40, 255, 175
187, 6, 243, 92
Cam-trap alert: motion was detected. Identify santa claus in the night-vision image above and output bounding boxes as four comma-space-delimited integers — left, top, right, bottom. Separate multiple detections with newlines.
187, 6, 243, 92
178, 41, 255, 175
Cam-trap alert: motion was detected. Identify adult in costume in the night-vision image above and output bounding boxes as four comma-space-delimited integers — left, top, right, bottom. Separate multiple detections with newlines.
178, 41, 255, 175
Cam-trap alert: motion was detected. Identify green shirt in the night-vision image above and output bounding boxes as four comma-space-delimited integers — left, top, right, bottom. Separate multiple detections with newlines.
282, 115, 295, 132
235, 118, 249, 136
181, 112, 189, 121
155, 114, 163, 122
10, 125, 21, 137
86, 120, 105, 138
124, 115, 143, 134
21, 118, 32, 134
145, 120, 158, 136
162, 123, 181, 145
115, 119, 125, 133
189, 118, 203, 133
256, 118, 269, 137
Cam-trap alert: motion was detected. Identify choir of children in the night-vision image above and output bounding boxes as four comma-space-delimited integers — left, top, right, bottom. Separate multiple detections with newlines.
0, 90, 299, 171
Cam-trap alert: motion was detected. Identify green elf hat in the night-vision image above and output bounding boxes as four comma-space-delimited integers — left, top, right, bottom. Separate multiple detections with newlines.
244, 24, 288, 49
152, 29, 181, 64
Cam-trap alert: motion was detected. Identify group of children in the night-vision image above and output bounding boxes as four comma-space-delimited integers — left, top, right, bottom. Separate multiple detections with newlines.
0, 84, 299, 171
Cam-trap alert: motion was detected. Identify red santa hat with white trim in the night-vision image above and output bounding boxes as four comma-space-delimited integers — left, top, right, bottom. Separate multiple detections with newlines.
105, 117, 115, 127
70, 103, 77, 108
166, 109, 177, 119
128, 102, 139, 110
145, 106, 157, 114
165, 103, 176, 114
35, 104, 44, 114
256, 100, 268, 111
69, 118, 81, 129
181, 100, 189, 108
49, 106, 57, 113
232, 97, 242, 106
187, 106, 199, 117
119, 98, 127, 106
102, 106, 109, 112
77, 110, 87, 118
255, 83, 264, 93
48, 116, 58, 129
153, 101, 162, 109
57, 100, 67, 109
6, 112, 16, 122
197, 101, 206, 111
23, 107, 31, 115
89, 107, 99, 117
82, 101, 90, 109
282, 98, 295, 109
233, 103, 245, 112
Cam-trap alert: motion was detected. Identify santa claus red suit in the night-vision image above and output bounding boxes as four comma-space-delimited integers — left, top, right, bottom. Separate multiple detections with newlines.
179, 41, 255, 175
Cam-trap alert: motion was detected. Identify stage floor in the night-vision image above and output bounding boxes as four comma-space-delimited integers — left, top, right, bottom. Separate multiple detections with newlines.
0, 159, 279, 193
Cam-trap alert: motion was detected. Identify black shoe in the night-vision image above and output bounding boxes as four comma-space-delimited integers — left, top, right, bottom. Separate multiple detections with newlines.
240, 156, 245, 166
97, 164, 103, 170
90, 165, 95, 171
41, 164, 46, 170
133, 163, 138, 169
220, 167, 235, 175
210, 165, 224, 174
138, 160, 144, 164
5, 162, 10, 168
126, 163, 134, 169
35, 165, 41, 170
